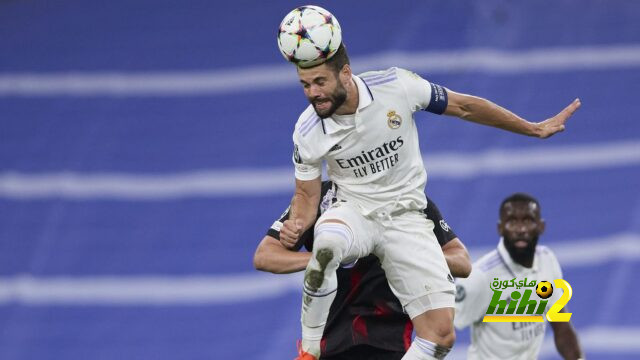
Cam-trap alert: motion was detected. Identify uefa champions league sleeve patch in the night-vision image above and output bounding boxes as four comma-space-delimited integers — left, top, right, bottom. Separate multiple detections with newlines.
293, 144, 302, 164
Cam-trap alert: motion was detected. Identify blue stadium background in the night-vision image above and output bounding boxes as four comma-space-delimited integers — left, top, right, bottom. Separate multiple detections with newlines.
1, 1, 639, 359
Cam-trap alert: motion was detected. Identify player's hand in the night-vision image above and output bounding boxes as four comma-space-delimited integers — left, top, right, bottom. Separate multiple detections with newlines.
535, 98, 581, 138
280, 218, 304, 249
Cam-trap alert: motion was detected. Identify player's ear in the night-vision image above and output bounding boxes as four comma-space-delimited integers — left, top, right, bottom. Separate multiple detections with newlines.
538, 218, 546, 235
339, 64, 351, 83
497, 220, 503, 235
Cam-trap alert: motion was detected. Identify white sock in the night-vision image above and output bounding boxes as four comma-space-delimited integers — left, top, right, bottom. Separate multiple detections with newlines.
300, 282, 337, 357
402, 336, 451, 360
299, 222, 350, 357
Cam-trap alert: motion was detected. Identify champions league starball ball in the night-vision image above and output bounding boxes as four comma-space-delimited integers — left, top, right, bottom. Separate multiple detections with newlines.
277, 5, 342, 68
536, 281, 554, 299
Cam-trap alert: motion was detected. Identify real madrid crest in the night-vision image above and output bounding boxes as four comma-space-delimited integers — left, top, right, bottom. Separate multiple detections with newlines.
387, 110, 402, 129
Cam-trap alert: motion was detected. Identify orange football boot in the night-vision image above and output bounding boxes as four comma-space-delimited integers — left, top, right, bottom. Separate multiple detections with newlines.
294, 340, 317, 360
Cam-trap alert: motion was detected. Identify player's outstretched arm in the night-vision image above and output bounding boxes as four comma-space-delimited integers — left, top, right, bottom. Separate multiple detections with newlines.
441, 238, 472, 278
253, 235, 312, 274
280, 177, 321, 249
444, 90, 581, 139
549, 310, 584, 359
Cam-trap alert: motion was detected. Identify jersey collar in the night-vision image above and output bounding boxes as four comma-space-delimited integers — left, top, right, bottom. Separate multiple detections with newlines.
322, 75, 374, 135
497, 238, 539, 277
353, 74, 374, 110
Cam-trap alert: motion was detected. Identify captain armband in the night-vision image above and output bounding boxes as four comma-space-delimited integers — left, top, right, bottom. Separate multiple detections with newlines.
425, 83, 448, 115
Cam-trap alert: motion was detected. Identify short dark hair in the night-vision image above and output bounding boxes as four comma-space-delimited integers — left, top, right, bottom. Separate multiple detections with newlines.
499, 192, 540, 215
323, 43, 350, 74
300, 43, 350, 74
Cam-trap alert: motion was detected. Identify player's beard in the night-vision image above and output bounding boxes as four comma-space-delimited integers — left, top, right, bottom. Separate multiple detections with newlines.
310, 81, 347, 118
504, 235, 538, 265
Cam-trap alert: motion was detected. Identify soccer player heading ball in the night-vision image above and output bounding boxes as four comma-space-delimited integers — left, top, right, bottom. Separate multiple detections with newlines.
276, 5, 581, 360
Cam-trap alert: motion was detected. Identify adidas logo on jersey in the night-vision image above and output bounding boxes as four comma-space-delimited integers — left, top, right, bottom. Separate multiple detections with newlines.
329, 144, 342, 152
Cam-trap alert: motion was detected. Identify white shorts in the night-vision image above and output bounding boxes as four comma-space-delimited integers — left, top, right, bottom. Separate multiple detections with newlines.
316, 201, 456, 319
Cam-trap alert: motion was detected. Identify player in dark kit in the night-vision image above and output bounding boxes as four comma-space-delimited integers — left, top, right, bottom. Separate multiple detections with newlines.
254, 181, 471, 359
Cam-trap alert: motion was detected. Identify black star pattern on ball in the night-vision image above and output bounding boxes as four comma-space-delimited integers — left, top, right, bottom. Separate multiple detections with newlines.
296, 26, 310, 40
297, 6, 310, 16
318, 44, 331, 58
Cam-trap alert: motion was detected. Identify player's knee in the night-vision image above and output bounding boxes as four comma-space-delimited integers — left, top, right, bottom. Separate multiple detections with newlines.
309, 236, 343, 276
420, 326, 455, 349
313, 221, 353, 261
413, 308, 456, 348
437, 324, 456, 348
304, 223, 350, 291
312, 238, 343, 266
424, 316, 455, 347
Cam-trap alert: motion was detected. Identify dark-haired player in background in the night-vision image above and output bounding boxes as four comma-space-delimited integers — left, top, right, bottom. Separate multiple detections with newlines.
254, 181, 471, 360
454, 193, 583, 359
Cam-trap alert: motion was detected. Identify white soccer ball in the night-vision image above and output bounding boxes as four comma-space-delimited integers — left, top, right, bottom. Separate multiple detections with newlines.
277, 5, 342, 68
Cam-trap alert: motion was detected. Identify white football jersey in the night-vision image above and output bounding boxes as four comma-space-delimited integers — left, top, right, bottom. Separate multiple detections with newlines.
454, 240, 564, 360
292, 67, 447, 216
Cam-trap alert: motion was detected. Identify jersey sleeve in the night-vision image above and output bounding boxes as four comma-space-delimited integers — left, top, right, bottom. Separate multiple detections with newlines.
266, 205, 290, 240
546, 247, 564, 280
292, 135, 322, 181
424, 196, 457, 246
396, 68, 448, 114
542, 247, 566, 311
454, 269, 492, 329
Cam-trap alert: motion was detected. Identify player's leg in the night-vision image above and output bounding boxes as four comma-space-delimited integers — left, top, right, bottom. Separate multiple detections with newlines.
321, 345, 405, 360
403, 308, 455, 360
299, 204, 377, 358
375, 211, 456, 360
299, 219, 348, 357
